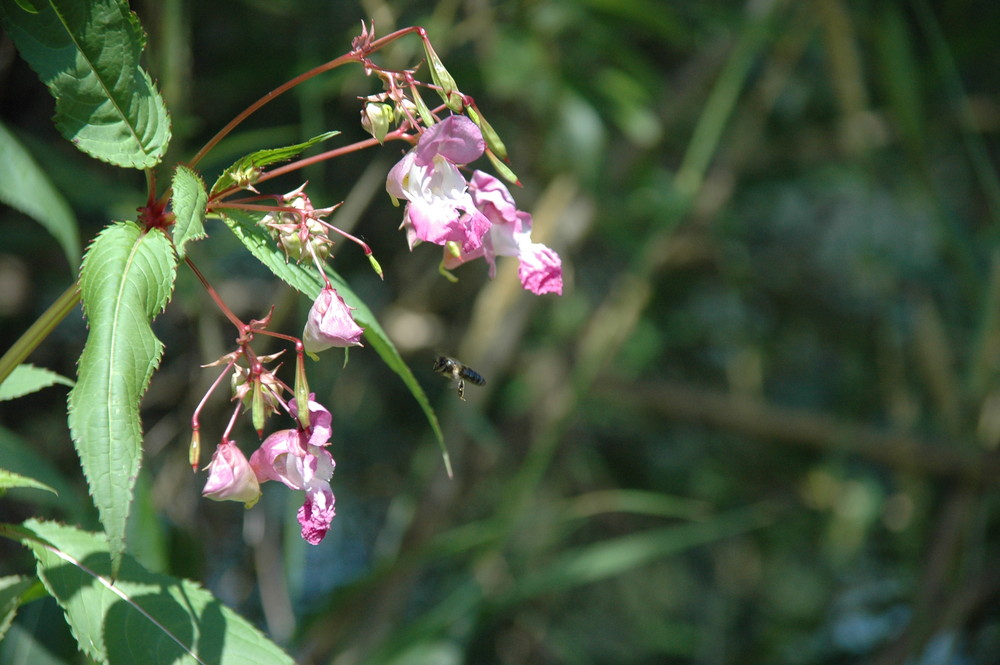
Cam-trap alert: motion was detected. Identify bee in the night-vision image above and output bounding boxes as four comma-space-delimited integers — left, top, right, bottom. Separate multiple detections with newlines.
433, 355, 486, 400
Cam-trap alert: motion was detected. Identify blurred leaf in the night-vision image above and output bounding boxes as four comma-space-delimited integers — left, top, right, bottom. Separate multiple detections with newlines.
217, 207, 449, 475
68, 222, 177, 574
0, 425, 84, 518
0, 576, 37, 643
0, 120, 80, 268
875, 5, 926, 158
0, 364, 73, 401
506, 504, 776, 603
0, 468, 57, 495
171, 166, 208, 259
15, 519, 297, 665
0, 0, 171, 168
209, 131, 340, 197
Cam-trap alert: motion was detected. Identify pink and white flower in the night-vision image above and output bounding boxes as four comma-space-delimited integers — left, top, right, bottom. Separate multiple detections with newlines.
303, 286, 364, 353
249, 397, 337, 545
202, 439, 261, 507
453, 171, 563, 295
386, 115, 491, 255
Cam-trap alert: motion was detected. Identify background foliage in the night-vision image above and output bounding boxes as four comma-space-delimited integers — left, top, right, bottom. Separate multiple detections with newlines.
3, 0, 1000, 663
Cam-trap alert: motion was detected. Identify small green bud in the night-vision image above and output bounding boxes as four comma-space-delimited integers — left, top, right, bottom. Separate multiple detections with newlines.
252, 381, 265, 437
189, 430, 201, 472
486, 150, 520, 185
362, 102, 394, 144
368, 253, 384, 280
294, 351, 311, 431
469, 108, 508, 161
422, 40, 463, 112
410, 86, 436, 128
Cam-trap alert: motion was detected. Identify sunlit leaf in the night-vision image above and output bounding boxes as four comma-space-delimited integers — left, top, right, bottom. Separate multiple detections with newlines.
68, 222, 177, 574
0, 0, 171, 168
16, 520, 296, 665
171, 165, 208, 258
209, 131, 340, 197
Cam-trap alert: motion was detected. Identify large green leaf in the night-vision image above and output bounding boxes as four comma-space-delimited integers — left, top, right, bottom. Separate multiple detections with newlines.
0, 119, 80, 268
68, 222, 177, 573
16, 520, 296, 665
0, 0, 171, 169
216, 208, 449, 473
170, 165, 208, 259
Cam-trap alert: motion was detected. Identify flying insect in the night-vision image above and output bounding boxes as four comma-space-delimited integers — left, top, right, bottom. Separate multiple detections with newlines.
433, 355, 486, 400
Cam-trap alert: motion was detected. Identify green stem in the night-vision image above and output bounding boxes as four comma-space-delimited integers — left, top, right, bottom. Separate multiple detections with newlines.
0, 282, 82, 385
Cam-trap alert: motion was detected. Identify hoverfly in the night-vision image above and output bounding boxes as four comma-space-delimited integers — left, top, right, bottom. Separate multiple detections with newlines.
433, 355, 486, 400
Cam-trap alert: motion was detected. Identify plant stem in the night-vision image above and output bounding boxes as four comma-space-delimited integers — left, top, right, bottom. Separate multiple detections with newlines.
0, 282, 82, 386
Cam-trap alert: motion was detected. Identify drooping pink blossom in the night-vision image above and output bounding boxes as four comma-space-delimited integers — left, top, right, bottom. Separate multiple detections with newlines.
451, 170, 563, 295
202, 439, 261, 507
303, 286, 364, 353
386, 116, 491, 255
249, 397, 337, 545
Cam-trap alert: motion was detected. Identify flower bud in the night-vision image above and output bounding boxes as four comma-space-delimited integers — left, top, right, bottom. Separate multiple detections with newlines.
303, 286, 365, 354
294, 349, 311, 431
362, 102, 394, 144
422, 39, 463, 112
368, 253, 384, 280
189, 430, 201, 472
202, 440, 261, 508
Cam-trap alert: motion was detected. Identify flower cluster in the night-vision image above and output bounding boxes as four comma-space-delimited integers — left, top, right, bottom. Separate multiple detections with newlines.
386, 115, 563, 295
194, 26, 565, 548
203, 395, 337, 545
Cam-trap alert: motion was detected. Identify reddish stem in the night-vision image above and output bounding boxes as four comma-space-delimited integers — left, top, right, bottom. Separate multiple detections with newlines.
184, 256, 245, 330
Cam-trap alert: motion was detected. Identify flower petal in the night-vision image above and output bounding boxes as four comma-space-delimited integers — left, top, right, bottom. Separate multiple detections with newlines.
298, 482, 336, 545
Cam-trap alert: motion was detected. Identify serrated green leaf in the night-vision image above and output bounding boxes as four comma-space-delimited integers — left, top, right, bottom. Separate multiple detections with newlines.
209, 131, 340, 197
0, 363, 73, 401
216, 208, 449, 472
0, 468, 58, 495
171, 166, 208, 258
17, 520, 296, 665
0, 119, 80, 268
0, 575, 37, 643
0, 0, 171, 168
68, 222, 177, 574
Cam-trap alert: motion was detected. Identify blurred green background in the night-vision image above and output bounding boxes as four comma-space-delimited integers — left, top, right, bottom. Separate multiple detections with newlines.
4, 0, 1000, 663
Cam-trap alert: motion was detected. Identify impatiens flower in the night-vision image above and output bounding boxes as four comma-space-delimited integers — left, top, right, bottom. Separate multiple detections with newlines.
202, 439, 261, 508
303, 286, 364, 353
250, 397, 336, 545
448, 170, 563, 295
386, 115, 491, 255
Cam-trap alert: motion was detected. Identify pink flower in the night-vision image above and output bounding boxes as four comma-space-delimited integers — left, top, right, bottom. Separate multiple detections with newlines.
449, 171, 563, 295
202, 439, 261, 507
303, 286, 364, 353
249, 397, 337, 545
386, 116, 491, 254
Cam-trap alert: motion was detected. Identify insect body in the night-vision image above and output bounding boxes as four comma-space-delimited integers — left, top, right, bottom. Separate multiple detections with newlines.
433, 356, 486, 400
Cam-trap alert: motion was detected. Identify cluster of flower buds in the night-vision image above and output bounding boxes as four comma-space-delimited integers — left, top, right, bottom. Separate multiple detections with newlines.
260, 184, 337, 264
